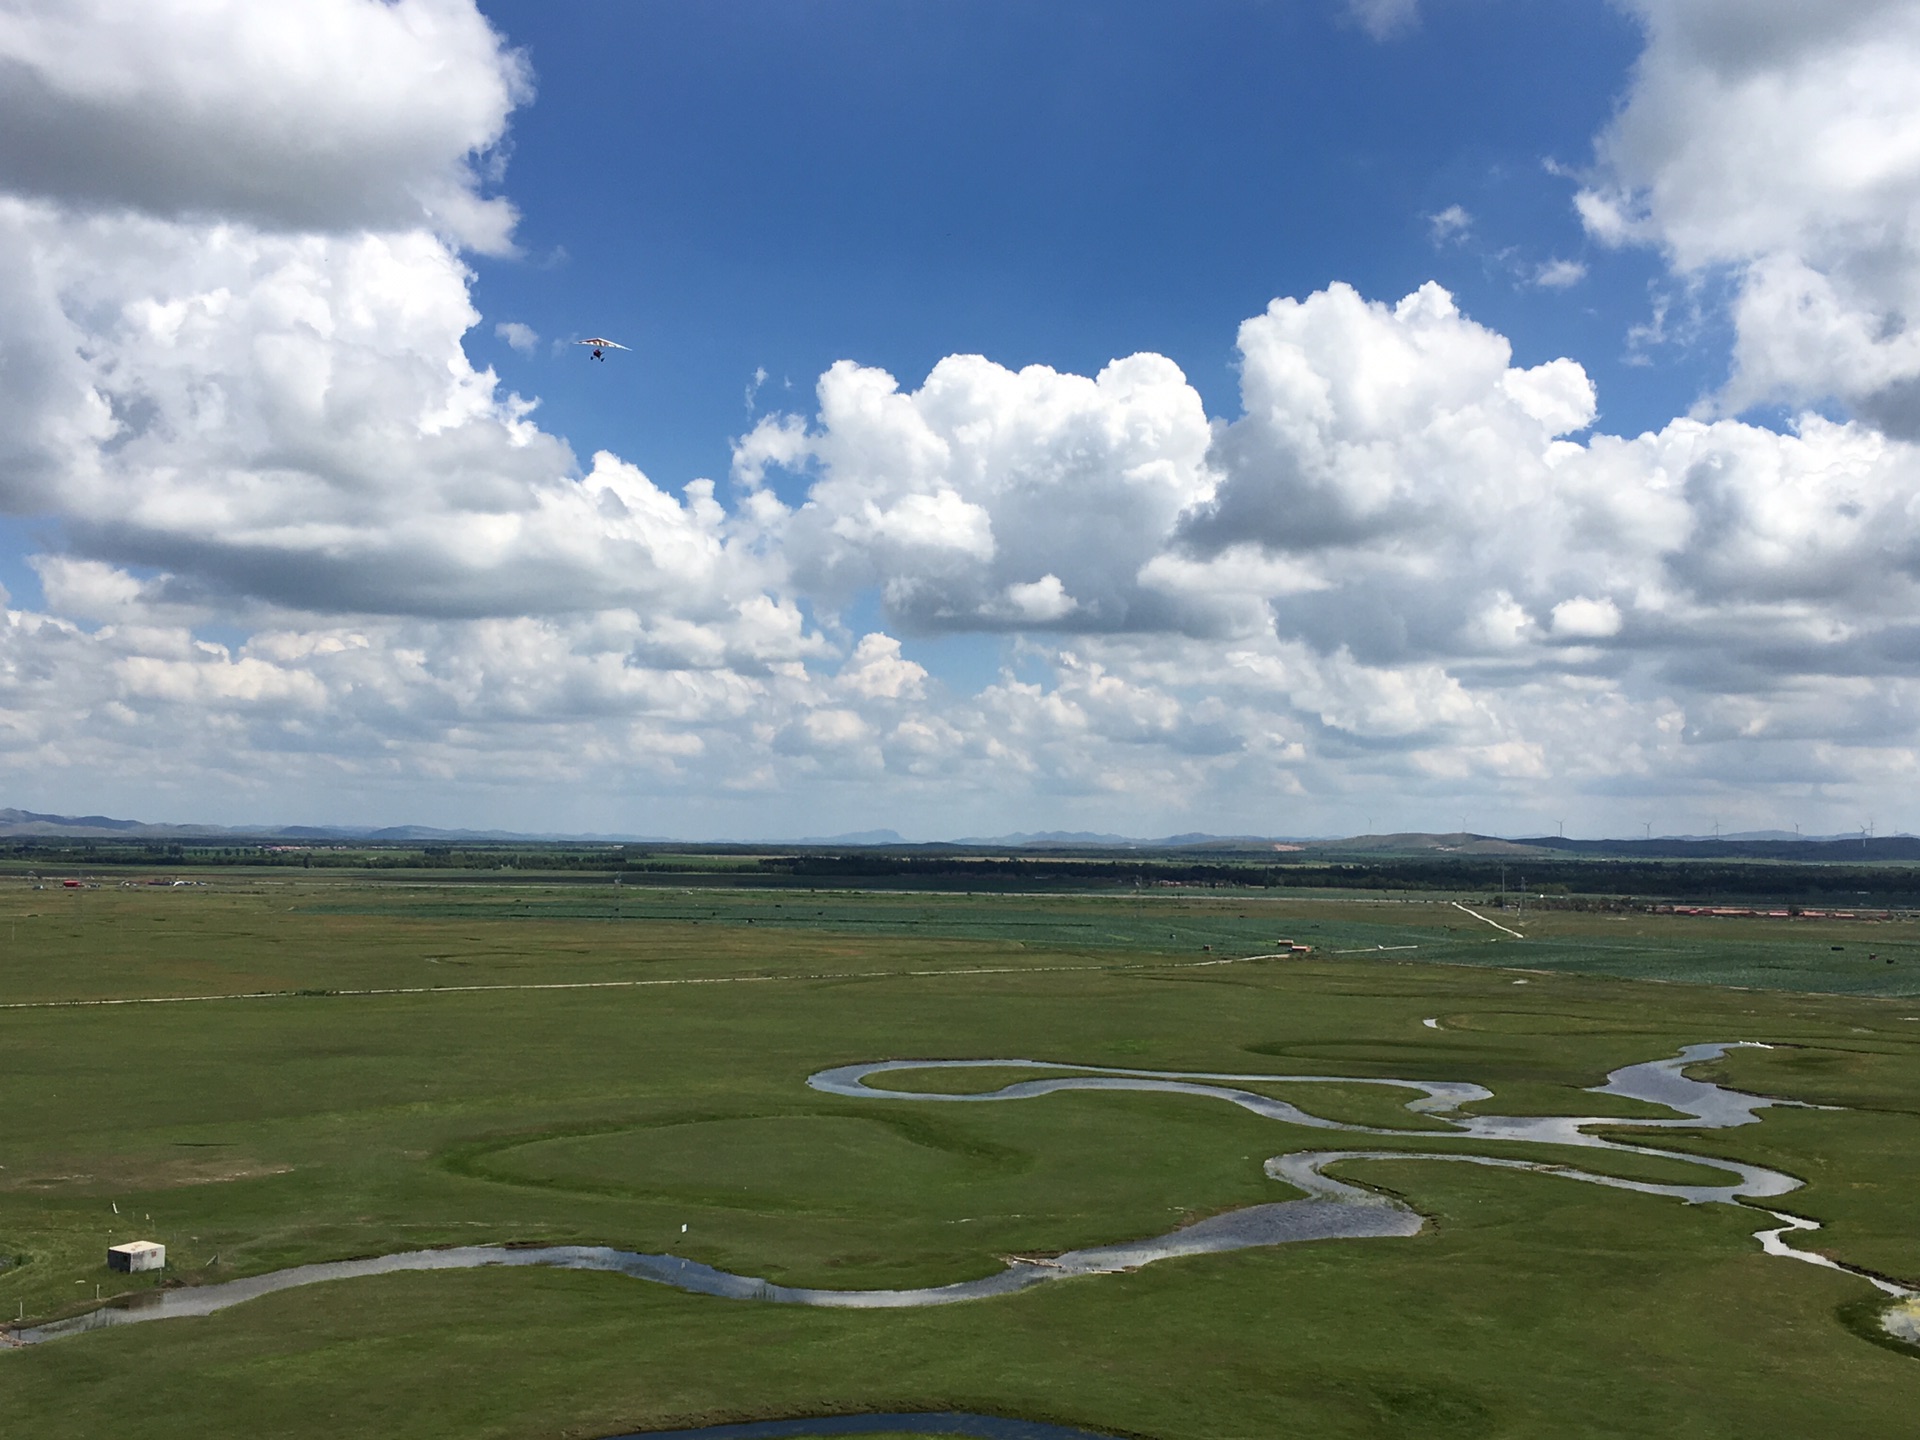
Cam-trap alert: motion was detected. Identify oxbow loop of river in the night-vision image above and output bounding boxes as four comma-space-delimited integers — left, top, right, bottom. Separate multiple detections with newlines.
6, 1043, 1914, 1347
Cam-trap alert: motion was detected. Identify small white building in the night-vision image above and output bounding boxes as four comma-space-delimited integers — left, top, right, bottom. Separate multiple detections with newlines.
107, 1240, 165, 1273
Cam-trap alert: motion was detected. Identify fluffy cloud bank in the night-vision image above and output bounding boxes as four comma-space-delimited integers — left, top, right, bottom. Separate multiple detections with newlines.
730, 278, 1920, 826
0, 0, 526, 247
2, 0, 1920, 836
745, 280, 1920, 687
736, 352, 1216, 634
1581, 0, 1920, 432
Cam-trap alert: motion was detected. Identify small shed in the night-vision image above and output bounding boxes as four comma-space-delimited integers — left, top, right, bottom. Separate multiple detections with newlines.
107, 1240, 165, 1273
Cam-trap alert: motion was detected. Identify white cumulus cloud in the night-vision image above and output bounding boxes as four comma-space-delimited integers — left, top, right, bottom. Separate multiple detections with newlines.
1534, 258, 1589, 289
738, 350, 1215, 634
3, 0, 1920, 838
1581, 0, 1920, 432
0, 0, 527, 250
1427, 204, 1472, 244
495, 321, 539, 353
1549, 596, 1624, 640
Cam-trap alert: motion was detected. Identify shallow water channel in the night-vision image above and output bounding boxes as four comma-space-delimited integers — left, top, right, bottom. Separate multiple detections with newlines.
7, 1042, 1910, 1346
602, 1413, 1123, 1440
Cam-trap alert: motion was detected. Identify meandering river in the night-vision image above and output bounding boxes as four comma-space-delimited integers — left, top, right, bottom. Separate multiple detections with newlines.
7, 1042, 1910, 1347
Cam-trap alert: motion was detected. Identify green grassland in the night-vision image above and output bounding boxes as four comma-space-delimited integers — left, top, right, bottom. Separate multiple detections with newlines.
2, 876, 1917, 1438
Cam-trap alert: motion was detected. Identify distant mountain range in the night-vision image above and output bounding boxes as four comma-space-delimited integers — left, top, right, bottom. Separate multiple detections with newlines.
0, 808, 1912, 857
0, 809, 667, 843
0, 812, 1289, 848
951, 830, 1290, 848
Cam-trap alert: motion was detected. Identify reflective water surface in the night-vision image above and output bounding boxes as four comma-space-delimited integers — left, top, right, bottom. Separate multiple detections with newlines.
1886, 1299, 1920, 1345
9, 1042, 1907, 1346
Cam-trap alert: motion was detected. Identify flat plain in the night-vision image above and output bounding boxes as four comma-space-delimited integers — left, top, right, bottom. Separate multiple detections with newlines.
2, 876, 1917, 1438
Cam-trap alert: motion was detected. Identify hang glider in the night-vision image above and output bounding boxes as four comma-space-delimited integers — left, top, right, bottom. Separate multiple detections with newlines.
576, 337, 630, 361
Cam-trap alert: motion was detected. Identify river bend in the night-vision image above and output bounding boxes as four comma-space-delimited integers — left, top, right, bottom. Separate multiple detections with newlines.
8, 1042, 1907, 1346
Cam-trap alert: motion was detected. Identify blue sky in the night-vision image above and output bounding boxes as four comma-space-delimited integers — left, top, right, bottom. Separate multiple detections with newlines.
3, 0, 1920, 839
468, 0, 1684, 488
463, 0, 1705, 717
